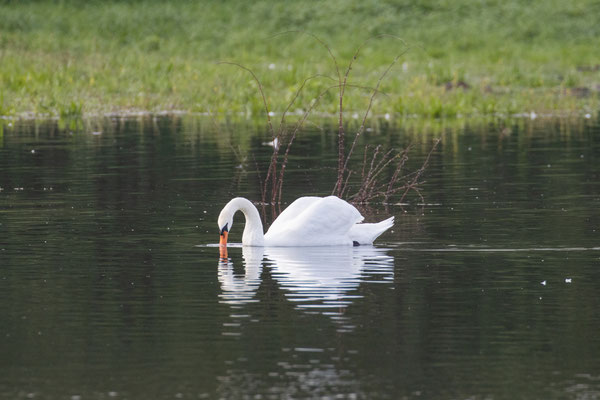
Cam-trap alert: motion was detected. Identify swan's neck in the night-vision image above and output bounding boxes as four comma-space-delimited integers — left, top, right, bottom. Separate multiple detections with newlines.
228, 198, 265, 246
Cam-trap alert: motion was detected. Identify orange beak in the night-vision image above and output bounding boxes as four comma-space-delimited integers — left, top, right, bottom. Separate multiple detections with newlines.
219, 230, 229, 247
219, 231, 229, 259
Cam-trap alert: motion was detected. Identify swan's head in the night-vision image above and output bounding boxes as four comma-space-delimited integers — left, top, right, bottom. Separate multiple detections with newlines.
217, 206, 234, 246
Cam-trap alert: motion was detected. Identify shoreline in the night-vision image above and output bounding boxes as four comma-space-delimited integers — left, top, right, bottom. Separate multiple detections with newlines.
1, 108, 596, 123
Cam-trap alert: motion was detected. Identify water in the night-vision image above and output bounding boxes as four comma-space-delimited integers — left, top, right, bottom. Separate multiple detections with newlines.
1, 117, 599, 399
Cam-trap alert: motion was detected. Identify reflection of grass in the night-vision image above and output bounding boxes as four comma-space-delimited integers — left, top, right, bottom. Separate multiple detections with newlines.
0, 0, 599, 119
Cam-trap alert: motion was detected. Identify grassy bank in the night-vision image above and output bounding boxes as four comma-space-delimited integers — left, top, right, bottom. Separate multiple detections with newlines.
0, 0, 599, 120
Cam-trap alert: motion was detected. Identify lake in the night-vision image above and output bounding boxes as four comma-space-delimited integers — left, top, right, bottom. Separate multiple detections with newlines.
1, 116, 599, 399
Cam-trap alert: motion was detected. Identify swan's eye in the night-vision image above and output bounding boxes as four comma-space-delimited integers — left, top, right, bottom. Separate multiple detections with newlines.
220, 223, 228, 235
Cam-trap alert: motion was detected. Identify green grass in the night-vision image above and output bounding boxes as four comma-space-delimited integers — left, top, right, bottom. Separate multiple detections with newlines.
0, 0, 599, 121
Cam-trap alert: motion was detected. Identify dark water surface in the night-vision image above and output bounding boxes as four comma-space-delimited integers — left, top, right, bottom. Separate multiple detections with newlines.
1, 117, 599, 399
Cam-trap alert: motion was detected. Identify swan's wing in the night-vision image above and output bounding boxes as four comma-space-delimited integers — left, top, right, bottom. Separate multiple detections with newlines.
266, 196, 322, 234
265, 196, 363, 246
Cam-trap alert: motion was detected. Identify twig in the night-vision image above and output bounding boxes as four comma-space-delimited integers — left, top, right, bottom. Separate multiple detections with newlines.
216, 61, 278, 203
216, 62, 275, 139
334, 36, 411, 196
217, 35, 438, 215
398, 139, 440, 203
340, 46, 412, 192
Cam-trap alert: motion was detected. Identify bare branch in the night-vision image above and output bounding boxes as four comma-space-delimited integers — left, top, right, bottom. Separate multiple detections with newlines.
342, 46, 412, 175
217, 61, 275, 139
399, 139, 440, 203
217, 36, 437, 215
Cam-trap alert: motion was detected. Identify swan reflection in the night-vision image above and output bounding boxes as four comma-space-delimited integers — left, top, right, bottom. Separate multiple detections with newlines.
218, 246, 264, 305
217, 246, 394, 311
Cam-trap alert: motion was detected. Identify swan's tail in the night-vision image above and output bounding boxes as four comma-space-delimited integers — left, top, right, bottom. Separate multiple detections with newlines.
349, 216, 394, 245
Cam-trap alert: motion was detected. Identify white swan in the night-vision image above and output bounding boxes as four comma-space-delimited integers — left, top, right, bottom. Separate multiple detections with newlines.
217, 196, 394, 247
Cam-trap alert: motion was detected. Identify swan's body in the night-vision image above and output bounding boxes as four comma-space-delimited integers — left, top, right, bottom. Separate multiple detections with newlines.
217, 196, 393, 247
